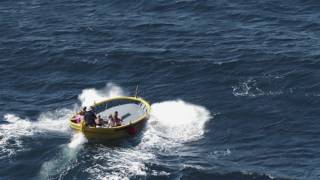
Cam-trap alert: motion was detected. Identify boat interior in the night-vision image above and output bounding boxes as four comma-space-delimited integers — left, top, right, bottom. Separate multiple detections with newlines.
72, 98, 149, 127
99, 103, 146, 125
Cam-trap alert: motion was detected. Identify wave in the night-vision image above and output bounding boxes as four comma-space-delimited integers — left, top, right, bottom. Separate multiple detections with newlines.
232, 79, 284, 97
0, 83, 123, 159
1, 83, 212, 179
38, 83, 125, 178
143, 100, 211, 149
83, 99, 212, 180
0, 108, 74, 159
78, 83, 125, 107
38, 133, 88, 179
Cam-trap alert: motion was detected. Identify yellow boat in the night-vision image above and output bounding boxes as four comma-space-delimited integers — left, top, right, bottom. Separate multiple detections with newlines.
69, 96, 151, 140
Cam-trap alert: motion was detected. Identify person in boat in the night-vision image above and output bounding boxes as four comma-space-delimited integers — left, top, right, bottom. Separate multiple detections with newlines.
113, 111, 122, 126
95, 115, 104, 127
84, 106, 97, 127
108, 115, 115, 127
75, 106, 87, 123
72, 114, 82, 123
72, 106, 87, 123
79, 107, 86, 116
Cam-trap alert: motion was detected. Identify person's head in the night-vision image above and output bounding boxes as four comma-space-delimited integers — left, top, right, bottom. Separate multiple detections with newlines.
87, 106, 92, 111
108, 115, 113, 119
114, 111, 118, 116
82, 107, 87, 111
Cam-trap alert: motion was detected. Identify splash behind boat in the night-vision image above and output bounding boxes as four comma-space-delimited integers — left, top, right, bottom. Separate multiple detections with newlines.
69, 96, 151, 139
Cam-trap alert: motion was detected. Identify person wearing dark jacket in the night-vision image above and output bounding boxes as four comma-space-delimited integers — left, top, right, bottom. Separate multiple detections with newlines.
84, 106, 97, 127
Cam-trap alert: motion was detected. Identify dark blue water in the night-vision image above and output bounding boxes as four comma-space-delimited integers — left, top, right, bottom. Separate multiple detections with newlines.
1, 0, 320, 179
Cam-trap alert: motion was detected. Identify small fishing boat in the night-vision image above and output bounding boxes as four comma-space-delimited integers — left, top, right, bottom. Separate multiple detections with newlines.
69, 96, 151, 140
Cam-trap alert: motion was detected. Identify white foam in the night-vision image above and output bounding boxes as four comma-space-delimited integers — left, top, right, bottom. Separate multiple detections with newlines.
0, 114, 32, 159
78, 83, 125, 107
86, 99, 212, 180
151, 100, 210, 140
39, 133, 88, 179
85, 148, 154, 180
140, 100, 211, 150
232, 79, 264, 97
38, 83, 124, 179
0, 83, 124, 159
0, 108, 74, 159
1, 83, 212, 179
232, 79, 283, 97
68, 133, 88, 149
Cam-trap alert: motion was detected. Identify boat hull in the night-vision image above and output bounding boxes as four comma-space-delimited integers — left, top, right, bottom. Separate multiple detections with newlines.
70, 117, 148, 139
69, 96, 151, 140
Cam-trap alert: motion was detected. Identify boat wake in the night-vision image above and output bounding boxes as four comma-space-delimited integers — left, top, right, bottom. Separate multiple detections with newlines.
78, 83, 125, 107
0, 108, 74, 159
68, 132, 88, 149
39, 133, 88, 179
39, 83, 124, 178
0, 83, 124, 159
149, 100, 210, 144
82, 99, 212, 180
0, 83, 212, 179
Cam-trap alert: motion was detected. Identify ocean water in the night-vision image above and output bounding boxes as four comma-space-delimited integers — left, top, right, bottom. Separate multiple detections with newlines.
1, 0, 320, 179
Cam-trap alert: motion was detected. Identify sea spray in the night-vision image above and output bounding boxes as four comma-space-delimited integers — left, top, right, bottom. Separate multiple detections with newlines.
0, 108, 74, 159
68, 133, 88, 149
85, 99, 212, 179
1, 83, 212, 179
78, 83, 125, 107
150, 100, 210, 140
140, 100, 212, 150
39, 133, 88, 179
0, 114, 32, 159
0, 83, 124, 159
38, 83, 125, 179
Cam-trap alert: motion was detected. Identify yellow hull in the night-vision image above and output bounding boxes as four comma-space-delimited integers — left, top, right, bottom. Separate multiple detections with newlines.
69, 96, 150, 140
70, 117, 148, 139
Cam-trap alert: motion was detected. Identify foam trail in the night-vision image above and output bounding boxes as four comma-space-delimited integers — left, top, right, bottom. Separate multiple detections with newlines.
0, 83, 124, 159
39, 83, 124, 179
0, 107, 75, 159
39, 133, 88, 179
88, 99, 212, 179
2, 83, 213, 179
85, 148, 155, 180
68, 133, 88, 149
79, 83, 125, 107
